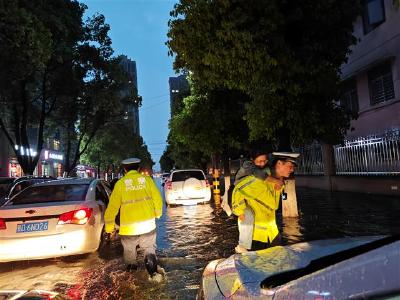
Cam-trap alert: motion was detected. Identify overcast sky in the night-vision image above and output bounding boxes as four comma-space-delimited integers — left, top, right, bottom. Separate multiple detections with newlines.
81, 0, 178, 170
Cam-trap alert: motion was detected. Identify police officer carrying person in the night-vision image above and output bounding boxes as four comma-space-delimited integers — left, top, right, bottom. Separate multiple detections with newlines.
232, 152, 299, 251
104, 157, 164, 280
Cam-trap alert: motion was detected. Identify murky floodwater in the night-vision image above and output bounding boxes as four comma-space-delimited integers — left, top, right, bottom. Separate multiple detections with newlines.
0, 180, 399, 299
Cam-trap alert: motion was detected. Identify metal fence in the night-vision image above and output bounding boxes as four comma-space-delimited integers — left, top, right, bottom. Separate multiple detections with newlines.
334, 131, 400, 175
295, 142, 324, 175
296, 130, 400, 176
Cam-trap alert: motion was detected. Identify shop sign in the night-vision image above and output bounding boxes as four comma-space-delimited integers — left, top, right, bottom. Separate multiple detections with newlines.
44, 150, 63, 161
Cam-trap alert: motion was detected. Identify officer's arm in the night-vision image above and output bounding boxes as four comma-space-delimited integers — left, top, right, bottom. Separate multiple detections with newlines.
232, 188, 246, 217
104, 182, 122, 233
149, 178, 163, 218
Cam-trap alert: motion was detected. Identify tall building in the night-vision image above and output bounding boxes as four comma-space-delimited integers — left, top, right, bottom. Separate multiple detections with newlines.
119, 55, 140, 135
340, 0, 400, 138
169, 74, 190, 117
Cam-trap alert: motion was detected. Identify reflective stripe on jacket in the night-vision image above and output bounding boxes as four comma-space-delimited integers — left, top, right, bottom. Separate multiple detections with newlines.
104, 170, 163, 235
232, 175, 283, 243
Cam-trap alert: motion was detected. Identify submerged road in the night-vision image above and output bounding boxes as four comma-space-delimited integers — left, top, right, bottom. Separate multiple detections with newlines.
1, 180, 399, 299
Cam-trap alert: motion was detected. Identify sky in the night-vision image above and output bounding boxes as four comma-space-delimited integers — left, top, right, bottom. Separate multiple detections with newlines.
81, 0, 178, 171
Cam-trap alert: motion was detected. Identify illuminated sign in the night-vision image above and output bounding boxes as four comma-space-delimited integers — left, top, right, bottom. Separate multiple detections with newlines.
44, 150, 63, 161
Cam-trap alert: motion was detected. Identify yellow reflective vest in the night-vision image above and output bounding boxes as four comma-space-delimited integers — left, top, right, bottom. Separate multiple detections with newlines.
104, 170, 163, 236
232, 175, 283, 243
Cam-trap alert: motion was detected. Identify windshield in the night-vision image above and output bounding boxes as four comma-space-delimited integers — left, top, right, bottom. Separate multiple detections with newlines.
0, 178, 14, 198
171, 170, 205, 182
8, 184, 90, 205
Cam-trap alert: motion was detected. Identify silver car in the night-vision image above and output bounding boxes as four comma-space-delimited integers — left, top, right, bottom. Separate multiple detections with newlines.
0, 178, 110, 262
198, 235, 400, 299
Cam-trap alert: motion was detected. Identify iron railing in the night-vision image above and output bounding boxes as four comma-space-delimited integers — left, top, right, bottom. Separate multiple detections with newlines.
334, 131, 400, 175
295, 142, 324, 175
296, 130, 400, 176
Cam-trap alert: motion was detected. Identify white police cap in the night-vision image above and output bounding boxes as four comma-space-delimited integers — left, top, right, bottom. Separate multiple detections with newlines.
272, 152, 300, 165
121, 157, 141, 165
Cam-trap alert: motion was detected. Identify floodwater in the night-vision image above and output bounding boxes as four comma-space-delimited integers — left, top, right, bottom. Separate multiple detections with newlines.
0, 180, 399, 299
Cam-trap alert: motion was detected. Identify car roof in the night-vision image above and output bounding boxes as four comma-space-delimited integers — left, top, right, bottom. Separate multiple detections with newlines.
171, 169, 204, 173
213, 236, 387, 297
33, 178, 96, 186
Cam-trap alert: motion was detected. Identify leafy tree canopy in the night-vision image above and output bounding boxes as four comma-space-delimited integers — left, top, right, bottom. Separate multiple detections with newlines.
80, 121, 154, 174
167, 0, 362, 145
0, 0, 124, 175
165, 76, 251, 168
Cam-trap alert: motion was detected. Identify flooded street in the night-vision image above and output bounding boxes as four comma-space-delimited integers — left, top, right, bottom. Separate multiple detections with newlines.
1, 180, 400, 299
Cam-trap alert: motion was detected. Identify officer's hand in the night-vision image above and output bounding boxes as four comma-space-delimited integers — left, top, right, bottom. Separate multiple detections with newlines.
104, 230, 116, 242
266, 176, 284, 191
239, 214, 245, 221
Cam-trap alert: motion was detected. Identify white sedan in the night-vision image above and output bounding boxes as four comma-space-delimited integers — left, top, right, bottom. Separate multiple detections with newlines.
164, 169, 211, 206
0, 178, 110, 262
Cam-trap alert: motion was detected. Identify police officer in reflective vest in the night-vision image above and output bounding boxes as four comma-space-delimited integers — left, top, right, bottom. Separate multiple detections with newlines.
232, 152, 298, 251
104, 158, 163, 277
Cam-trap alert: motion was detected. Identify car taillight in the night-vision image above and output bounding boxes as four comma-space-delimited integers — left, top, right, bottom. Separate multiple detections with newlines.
0, 218, 6, 230
205, 179, 210, 187
58, 208, 93, 225
165, 181, 172, 190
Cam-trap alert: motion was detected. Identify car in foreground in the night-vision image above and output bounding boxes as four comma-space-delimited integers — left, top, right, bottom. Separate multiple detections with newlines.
0, 178, 110, 262
164, 169, 211, 205
198, 235, 400, 299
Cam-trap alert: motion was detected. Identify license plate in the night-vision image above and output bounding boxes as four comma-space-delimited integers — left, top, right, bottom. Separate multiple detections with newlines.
16, 221, 49, 233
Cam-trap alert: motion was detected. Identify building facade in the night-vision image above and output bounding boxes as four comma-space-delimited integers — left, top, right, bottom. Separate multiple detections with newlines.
169, 74, 190, 117
0, 129, 64, 178
119, 55, 140, 135
340, 0, 400, 138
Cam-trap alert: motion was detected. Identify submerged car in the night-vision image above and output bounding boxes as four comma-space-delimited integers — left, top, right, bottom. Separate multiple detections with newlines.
198, 235, 400, 299
0, 178, 110, 262
164, 169, 211, 205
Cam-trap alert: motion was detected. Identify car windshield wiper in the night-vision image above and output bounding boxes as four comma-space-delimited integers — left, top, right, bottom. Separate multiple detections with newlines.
260, 235, 400, 289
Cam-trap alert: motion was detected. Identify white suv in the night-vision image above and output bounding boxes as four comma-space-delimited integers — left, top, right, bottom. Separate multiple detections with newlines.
164, 169, 211, 205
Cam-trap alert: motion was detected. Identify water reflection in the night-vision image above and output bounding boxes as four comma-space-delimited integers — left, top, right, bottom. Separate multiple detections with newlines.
280, 216, 302, 244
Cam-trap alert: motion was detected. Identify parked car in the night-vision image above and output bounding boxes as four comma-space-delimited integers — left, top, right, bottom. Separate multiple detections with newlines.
0, 176, 55, 206
0, 178, 111, 262
160, 172, 170, 184
198, 235, 400, 299
164, 169, 211, 205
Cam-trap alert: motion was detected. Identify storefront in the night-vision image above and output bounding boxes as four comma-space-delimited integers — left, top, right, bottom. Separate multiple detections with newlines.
7, 145, 37, 177
9, 158, 23, 177
76, 164, 97, 178
39, 149, 64, 177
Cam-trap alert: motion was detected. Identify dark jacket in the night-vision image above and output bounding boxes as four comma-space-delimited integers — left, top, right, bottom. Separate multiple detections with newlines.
234, 160, 270, 185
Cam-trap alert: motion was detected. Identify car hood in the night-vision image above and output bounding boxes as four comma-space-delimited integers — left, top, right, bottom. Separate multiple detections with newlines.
213, 236, 384, 298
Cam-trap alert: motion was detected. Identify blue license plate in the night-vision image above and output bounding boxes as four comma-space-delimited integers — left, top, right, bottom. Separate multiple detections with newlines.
16, 221, 49, 233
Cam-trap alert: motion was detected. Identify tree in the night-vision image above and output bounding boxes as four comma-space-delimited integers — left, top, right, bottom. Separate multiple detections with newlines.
54, 56, 128, 175
0, 0, 116, 175
159, 144, 175, 172
80, 121, 154, 175
166, 76, 252, 169
167, 0, 362, 147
